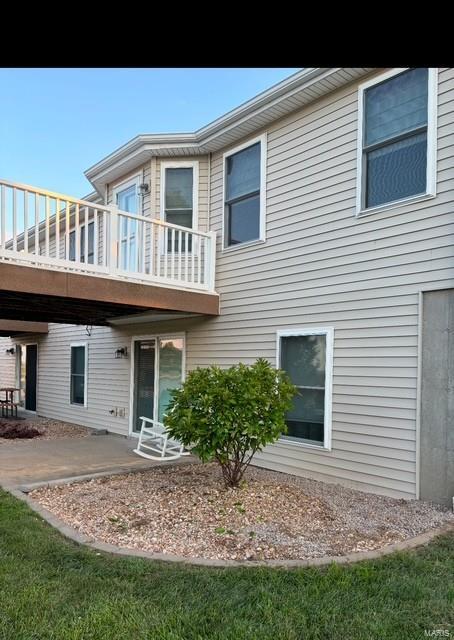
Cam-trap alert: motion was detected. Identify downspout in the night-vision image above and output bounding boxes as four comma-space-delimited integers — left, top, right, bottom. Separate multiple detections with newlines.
207, 152, 211, 232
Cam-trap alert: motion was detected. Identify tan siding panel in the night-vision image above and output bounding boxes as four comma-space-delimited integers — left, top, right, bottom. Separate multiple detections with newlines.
25, 67, 454, 501
192, 67, 454, 499
0, 338, 16, 388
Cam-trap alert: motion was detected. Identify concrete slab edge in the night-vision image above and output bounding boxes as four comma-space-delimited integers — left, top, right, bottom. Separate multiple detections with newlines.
17, 457, 196, 493
3, 482, 454, 569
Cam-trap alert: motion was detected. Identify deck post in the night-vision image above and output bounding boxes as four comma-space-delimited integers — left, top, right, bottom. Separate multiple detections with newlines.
109, 204, 119, 271
206, 231, 217, 292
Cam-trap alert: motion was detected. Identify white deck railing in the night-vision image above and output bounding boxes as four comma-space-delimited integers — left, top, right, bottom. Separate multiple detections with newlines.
0, 179, 216, 292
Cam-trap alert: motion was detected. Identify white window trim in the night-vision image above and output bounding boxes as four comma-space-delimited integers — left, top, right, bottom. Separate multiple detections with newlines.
70, 342, 88, 408
112, 174, 141, 212
222, 133, 267, 251
160, 160, 199, 230
276, 327, 334, 451
128, 332, 186, 436
356, 67, 438, 216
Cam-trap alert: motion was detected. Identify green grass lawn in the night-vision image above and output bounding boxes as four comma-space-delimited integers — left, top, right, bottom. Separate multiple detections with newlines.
0, 489, 453, 640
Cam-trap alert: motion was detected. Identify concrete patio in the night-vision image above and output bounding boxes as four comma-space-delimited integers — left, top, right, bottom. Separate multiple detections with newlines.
0, 432, 191, 488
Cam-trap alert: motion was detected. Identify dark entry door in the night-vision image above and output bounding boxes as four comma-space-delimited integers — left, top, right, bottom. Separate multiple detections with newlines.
25, 345, 37, 411
133, 340, 156, 432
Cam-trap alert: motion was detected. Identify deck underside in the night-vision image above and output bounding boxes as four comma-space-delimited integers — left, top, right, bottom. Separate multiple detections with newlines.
0, 319, 49, 337
0, 262, 219, 325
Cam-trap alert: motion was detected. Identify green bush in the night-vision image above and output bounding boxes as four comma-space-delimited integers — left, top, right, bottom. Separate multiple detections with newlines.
163, 358, 296, 488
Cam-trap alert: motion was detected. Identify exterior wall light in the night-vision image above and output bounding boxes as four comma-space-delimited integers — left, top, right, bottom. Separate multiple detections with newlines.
115, 347, 128, 359
138, 182, 149, 197
6, 347, 15, 355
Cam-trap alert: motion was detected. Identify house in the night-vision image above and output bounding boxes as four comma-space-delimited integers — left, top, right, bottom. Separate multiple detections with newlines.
1, 67, 453, 506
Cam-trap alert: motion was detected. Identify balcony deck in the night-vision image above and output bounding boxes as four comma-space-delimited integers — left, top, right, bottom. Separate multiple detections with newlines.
0, 179, 219, 324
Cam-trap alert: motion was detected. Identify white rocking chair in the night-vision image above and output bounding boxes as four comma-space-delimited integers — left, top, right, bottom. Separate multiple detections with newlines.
133, 416, 190, 461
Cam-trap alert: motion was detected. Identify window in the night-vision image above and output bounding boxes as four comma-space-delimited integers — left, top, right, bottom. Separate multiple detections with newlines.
161, 162, 198, 252
358, 68, 436, 212
114, 178, 140, 271
277, 328, 333, 449
223, 135, 266, 248
68, 222, 94, 264
70, 344, 87, 406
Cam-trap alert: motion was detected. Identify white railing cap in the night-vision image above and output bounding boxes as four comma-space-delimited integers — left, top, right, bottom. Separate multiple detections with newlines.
0, 178, 109, 211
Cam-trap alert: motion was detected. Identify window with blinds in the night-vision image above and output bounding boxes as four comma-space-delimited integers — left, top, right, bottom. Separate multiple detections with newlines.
278, 328, 334, 449
360, 68, 432, 210
70, 344, 86, 406
164, 167, 194, 252
223, 135, 266, 248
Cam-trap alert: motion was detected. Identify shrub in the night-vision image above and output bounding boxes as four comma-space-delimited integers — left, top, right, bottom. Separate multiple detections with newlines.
0, 422, 42, 439
164, 358, 296, 488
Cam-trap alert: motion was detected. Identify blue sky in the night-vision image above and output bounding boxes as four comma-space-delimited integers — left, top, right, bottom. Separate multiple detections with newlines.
0, 68, 300, 197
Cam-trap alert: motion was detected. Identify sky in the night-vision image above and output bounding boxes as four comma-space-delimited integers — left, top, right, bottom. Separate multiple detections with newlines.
0, 68, 300, 197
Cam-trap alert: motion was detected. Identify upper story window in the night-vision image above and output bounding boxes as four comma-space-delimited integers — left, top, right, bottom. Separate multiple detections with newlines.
161, 161, 198, 252
69, 222, 94, 264
358, 68, 437, 213
223, 134, 266, 249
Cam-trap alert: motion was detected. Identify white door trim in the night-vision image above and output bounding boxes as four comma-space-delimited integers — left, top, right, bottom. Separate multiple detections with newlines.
128, 332, 186, 436
15, 341, 39, 413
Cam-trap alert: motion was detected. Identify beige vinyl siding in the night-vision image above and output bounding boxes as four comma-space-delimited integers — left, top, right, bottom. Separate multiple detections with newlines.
0, 337, 16, 387
20, 68, 454, 500
180, 67, 454, 500
155, 157, 209, 231
107, 156, 209, 231
20, 319, 199, 435
106, 158, 209, 280
107, 163, 151, 211
16, 324, 133, 435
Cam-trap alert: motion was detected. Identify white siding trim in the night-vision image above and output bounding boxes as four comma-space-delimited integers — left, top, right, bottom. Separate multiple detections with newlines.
207, 152, 212, 232
159, 160, 199, 230
276, 326, 334, 451
70, 342, 88, 408
356, 67, 437, 216
14, 345, 21, 397
128, 332, 186, 436
222, 133, 267, 250
426, 67, 439, 199
0, 338, 16, 390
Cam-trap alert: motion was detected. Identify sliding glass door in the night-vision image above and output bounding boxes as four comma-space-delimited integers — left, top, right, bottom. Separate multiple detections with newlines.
133, 340, 156, 432
132, 336, 184, 433
157, 338, 184, 422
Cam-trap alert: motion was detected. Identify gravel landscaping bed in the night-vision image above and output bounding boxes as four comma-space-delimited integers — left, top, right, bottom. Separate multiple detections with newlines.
30, 463, 454, 561
0, 418, 91, 443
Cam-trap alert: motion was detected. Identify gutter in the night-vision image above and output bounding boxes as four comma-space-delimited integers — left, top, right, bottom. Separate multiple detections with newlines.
84, 68, 333, 183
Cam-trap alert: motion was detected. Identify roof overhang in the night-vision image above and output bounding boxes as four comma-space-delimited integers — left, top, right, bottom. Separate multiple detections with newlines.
85, 67, 375, 193
0, 320, 49, 337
